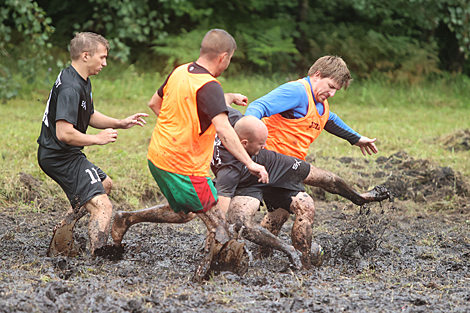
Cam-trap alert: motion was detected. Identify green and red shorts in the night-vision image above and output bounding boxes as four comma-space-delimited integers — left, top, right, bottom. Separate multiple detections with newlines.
148, 160, 218, 214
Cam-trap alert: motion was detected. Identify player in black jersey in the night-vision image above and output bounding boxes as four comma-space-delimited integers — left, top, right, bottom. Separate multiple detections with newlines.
37, 32, 148, 257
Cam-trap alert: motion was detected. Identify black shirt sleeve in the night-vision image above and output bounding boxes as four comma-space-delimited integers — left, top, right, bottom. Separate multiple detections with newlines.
56, 86, 80, 127
196, 81, 229, 134
324, 120, 361, 145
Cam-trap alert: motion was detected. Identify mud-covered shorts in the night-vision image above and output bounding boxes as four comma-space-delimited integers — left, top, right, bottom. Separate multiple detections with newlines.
38, 146, 107, 210
148, 160, 218, 214
234, 151, 310, 213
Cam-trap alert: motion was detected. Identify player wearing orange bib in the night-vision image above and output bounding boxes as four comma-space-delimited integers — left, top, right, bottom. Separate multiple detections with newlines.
262, 79, 330, 160
111, 30, 268, 280
245, 55, 380, 247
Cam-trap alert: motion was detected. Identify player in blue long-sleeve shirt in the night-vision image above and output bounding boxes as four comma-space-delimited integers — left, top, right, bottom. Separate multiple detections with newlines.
245, 57, 378, 158
245, 56, 380, 253
245, 76, 362, 145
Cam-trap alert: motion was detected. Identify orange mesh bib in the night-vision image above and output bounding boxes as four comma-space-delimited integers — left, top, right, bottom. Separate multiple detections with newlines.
147, 63, 220, 176
262, 79, 329, 160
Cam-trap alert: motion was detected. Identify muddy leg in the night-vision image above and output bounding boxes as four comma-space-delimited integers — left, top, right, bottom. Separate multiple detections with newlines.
228, 196, 302, 269
111, 204, 196, 246
258, 208, 290, 258
47, 177, 114, 257
83, 194, 113, 255
193, 203, 238, 282
304, 164, 389, 205
102, 176, 113, 195
289, 192, 315, 269
196, 203, 230, 245
47, 206, 88, 257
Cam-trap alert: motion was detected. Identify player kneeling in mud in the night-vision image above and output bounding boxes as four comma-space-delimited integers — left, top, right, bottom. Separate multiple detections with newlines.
112, 107, 390, 270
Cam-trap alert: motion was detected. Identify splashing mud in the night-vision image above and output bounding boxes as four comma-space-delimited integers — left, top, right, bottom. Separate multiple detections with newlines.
1, 152, 469, 312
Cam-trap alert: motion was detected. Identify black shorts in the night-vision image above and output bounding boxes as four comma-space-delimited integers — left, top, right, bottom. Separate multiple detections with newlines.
263, 188, 302, 214
38, 146, 107, 210
234, 152, 310, 212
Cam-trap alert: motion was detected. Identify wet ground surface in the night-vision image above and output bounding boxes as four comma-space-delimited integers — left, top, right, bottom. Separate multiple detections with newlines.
1, 151, 469, 312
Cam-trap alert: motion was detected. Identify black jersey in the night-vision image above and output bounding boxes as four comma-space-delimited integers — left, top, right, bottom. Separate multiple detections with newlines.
211, 107, 309, 198
37, 66, 94, 153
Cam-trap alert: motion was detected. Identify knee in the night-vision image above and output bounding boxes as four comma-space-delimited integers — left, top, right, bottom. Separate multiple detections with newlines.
299, 205, 315, 222
103, 177, 113, 195
291, 198, 315, 221
100, 198, 113, 215
86, 194, 113, 217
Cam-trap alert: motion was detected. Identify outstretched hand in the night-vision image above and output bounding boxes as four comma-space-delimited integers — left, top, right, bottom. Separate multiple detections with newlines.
354, 136, 378, 156
120, 113, 148, 129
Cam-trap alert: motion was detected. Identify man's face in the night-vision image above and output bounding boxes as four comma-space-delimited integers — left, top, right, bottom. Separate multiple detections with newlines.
311, 72, 342, 103
86, 44, 108, 76
243, 136, 267, 156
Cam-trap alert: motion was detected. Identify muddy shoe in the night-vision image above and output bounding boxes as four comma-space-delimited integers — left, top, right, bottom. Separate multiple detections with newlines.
212, 239, 249, 276
193, 233, 220, 282
311, 242, 324, 267
47, 221, 80, 257
362, 185, 393, 203
193, 235, 249, 282
93, 244, 125, 261
47, 206, 88, 257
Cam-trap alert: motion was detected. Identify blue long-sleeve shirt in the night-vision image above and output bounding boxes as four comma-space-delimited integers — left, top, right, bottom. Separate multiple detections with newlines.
245, 76, 361, 145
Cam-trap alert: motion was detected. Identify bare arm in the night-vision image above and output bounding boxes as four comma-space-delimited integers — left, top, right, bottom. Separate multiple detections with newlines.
212, 113, 269, 183
89, 110, 147, 129
224, 93, 248, 107
148, 91, 163, 116
56, 120, 118, 146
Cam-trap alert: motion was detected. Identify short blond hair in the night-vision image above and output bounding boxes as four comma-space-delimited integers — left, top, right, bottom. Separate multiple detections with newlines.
70, 32, 109, 60
200, 29, 237, 60
308, 55, 352, 89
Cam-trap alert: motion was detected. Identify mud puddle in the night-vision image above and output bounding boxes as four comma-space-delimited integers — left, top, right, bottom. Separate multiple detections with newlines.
1, 152, 469, 312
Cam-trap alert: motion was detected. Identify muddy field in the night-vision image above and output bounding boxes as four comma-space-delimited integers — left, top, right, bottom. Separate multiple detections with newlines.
1, 151, 469, 312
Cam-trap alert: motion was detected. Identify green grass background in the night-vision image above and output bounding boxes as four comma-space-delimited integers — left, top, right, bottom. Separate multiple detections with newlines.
1, 66, 469, 210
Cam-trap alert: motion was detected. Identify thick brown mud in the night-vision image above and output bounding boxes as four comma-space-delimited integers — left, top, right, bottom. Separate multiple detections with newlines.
1, 151, 469, 312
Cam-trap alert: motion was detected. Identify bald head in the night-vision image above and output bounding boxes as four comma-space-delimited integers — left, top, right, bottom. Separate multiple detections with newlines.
200, 29, 237, 60
234, 116, 268, 156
